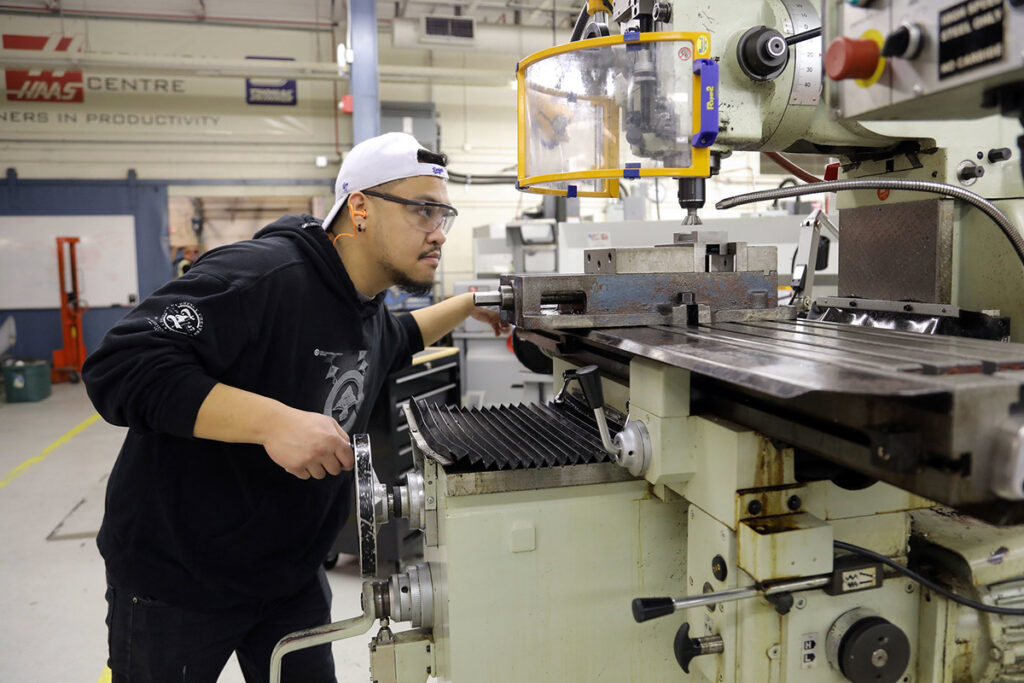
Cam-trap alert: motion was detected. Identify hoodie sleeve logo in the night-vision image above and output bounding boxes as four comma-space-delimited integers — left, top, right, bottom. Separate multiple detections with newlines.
315, 349, 369, 432
160, 302, 203, 336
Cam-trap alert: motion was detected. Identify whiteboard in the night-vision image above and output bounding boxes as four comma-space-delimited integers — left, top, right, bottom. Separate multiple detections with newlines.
0, 215, 139, 309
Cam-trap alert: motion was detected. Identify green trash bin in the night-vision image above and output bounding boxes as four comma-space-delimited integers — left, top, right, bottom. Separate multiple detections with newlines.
2, 361, 52, 403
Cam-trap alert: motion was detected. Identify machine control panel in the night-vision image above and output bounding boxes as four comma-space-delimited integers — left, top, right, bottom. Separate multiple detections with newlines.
827, 0, 1024, 120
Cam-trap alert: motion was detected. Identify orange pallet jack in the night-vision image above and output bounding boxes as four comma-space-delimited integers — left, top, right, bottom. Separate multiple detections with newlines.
52, 236, 87, 384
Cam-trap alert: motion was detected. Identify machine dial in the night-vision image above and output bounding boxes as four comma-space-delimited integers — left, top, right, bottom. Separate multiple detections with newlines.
780, 0, 823, 106
826, 608, 910, 683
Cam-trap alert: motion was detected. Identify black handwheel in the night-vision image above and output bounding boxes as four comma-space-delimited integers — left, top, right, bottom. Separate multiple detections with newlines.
353, 434, 380, 578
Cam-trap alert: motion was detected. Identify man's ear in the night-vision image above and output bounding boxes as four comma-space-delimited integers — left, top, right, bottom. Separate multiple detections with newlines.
348, 192, 368, 217
347, 193, 369, 233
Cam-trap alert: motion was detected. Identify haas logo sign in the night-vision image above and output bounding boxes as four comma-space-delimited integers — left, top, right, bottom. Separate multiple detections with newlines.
3, 34, 84, 103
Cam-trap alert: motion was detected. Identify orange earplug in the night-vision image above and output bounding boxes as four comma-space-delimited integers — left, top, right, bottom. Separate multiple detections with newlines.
349, 205, 367, 232
334, 205, 369, 243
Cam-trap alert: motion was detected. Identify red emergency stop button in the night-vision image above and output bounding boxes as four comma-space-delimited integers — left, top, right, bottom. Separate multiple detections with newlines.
825, 36, 881, 81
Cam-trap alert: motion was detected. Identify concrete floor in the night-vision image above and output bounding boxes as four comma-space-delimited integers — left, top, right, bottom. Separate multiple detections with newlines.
0, 383, 373, 682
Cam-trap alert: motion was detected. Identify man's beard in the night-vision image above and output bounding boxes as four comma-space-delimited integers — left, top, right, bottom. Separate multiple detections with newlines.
382, 261, 434, 297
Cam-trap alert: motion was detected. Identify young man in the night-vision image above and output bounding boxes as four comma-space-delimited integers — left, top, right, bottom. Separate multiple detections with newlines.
83, 132, 507, 682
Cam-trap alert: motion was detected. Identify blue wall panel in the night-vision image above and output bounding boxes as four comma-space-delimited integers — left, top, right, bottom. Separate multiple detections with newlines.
0, 176, 171, 361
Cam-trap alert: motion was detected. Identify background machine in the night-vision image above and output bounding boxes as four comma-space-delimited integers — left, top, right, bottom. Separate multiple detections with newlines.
273, 1, 1024, 682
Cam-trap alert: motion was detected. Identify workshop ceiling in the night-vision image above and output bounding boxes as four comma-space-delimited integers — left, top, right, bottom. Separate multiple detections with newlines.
1, 0, 583, 31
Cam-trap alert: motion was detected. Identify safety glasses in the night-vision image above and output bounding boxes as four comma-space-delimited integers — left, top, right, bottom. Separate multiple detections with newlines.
361, 189, 458, 235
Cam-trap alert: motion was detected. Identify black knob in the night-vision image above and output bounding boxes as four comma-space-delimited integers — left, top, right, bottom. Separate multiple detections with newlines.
674, 622, 700, 673
881, 22, 922, 59
958, 164, 985, 182
766, 591, 794, 615
574, 365, 605, 411
737, 26, 789, 81
711, 555, 728, 582
674, 622, 725, 674
989, 147, 1013, 162
632, 597, 675, 623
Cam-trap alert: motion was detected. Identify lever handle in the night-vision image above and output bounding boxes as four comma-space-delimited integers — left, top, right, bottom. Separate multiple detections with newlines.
674, 623, 724, 674
674, 622, 699, 673
632, 597, 675, 623
574, 365, 604, 410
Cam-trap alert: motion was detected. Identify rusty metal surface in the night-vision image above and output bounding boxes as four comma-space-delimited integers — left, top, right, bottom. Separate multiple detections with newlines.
500, 270, 778, 330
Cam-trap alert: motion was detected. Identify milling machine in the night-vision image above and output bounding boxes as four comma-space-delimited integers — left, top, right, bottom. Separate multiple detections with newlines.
272, 1, 1024, 682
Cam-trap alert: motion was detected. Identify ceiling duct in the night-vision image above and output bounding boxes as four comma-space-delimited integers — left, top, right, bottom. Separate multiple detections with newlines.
421, 15, 476, 45
391, 17, 557, 54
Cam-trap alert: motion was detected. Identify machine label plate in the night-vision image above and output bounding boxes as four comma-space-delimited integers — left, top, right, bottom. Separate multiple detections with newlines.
938, 0, 1006, 80
800, 632, 820, 669
841, 566, 878, 591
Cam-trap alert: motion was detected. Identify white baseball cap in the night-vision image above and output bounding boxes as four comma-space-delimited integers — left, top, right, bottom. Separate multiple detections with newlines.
322, 132, 450, 231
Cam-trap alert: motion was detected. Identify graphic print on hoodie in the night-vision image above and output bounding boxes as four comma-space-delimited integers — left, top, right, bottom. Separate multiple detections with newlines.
315, 348, 369, 432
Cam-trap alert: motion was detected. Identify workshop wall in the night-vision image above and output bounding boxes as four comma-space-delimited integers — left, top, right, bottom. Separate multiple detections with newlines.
0, 14, 532, 308
0, 177, 170, 360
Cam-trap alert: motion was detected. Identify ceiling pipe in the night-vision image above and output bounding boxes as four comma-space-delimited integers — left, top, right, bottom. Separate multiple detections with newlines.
0, 48, 510, 85
0, 4, 333, 30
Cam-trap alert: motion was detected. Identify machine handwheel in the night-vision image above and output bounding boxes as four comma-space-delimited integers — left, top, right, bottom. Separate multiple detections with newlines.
352, 434, 379, 579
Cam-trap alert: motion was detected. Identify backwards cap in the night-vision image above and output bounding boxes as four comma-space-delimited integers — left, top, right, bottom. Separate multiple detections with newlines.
322, 132, 449, 231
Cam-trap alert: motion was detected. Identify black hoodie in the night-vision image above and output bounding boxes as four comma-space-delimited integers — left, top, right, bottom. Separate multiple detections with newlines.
83, 215, 423, 608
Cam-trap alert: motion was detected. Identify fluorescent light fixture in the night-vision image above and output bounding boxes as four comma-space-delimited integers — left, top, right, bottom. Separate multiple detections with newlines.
336, 43, 350, 74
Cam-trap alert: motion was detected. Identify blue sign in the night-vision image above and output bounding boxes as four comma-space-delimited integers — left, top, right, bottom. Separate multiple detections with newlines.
245, 56, 297, 106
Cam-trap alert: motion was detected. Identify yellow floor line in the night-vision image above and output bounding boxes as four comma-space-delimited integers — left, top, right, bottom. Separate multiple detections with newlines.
98, 666, 112, 682
0, 412, 101, 490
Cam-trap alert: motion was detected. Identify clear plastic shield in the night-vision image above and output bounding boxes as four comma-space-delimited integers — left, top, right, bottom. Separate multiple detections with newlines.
518, 33, 712, 197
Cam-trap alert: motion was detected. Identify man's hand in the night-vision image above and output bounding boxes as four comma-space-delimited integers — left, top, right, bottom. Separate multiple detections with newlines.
261, 408, 354, 480
193, 383, 354, 480
412, 292, 511, 346
470, 306, 511, 337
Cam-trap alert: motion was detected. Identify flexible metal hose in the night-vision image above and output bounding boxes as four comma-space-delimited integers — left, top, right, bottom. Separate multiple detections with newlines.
715, 179, 1024, 267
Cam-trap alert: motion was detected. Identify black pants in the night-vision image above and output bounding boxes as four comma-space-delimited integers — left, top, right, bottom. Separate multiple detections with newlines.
104, 569, 336, 683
